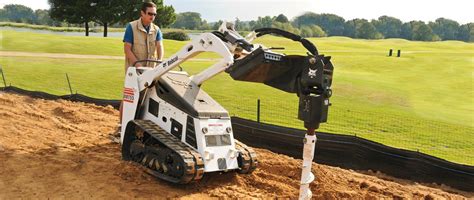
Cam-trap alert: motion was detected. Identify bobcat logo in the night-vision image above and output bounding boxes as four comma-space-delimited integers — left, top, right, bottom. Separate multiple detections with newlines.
308, 68, 317, 78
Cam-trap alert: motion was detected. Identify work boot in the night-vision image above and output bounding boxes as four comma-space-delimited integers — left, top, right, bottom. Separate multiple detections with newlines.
110, 124, 121, 143
113, 124, 121, 137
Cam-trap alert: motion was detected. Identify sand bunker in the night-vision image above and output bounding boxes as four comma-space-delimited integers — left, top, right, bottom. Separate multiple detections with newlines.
0, 92, 471, 199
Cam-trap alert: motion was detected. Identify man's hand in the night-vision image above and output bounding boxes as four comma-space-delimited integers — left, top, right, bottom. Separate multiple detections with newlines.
124, 42, 138, 67
156, 40, 164, 61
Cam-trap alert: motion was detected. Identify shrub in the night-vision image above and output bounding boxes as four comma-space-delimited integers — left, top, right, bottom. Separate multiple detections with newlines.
300, 26, 313, 37
299, 25, 327, 38
309, 25, 327, 37
163, 31, 189, 41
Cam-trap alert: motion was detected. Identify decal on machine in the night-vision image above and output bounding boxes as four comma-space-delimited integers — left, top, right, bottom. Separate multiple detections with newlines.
264, 53, 282, 61
163, 56, 179, 68
123, 88, 135, 103
308, 68, 317, 78
208, 123, 224, 134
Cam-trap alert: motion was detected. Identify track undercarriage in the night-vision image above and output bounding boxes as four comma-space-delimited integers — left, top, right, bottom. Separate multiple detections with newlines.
122, 120, 257, 184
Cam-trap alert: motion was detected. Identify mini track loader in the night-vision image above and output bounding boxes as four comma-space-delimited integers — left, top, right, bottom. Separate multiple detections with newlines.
120, 22, 334, 199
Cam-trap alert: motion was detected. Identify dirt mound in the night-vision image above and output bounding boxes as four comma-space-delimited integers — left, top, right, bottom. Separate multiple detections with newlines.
0, 92, 472, 199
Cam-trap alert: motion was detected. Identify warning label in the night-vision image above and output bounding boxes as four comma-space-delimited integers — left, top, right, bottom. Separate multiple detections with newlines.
123, 88, 135, 103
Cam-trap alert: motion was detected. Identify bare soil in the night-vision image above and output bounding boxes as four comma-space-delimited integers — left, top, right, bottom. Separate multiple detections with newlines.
0, 92, 472, 199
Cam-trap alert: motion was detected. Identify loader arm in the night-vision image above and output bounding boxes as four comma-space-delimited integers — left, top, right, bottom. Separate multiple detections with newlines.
134, 18, 262, 90
136, 32, 234, 92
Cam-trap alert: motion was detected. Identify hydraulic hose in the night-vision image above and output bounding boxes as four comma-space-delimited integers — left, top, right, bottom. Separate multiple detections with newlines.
254, 28, 319, 56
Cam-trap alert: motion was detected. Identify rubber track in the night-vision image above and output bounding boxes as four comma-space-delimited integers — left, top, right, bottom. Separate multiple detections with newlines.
235, 139, 258, 173
133, 120, 204, 184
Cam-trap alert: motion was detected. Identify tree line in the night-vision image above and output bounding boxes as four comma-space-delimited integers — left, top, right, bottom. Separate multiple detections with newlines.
0, 1, 175, 37
171, 12, 473, 42
0, 4, 57, 26
47, 0, 175, 37
1, 3, 472, 42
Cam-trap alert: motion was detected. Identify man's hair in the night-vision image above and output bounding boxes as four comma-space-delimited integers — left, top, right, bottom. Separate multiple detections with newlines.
141, 2, 157, 12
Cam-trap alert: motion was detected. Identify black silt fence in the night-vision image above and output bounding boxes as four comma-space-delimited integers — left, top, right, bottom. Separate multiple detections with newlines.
0, 86, 120, 109
231, 117, 474, 192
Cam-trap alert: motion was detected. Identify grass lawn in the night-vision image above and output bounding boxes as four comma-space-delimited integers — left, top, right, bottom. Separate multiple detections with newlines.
1, 30, 473, 165
0, 22, 215, 33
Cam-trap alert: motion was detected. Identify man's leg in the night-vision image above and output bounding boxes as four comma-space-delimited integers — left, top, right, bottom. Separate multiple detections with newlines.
114, 65, 127, 138
119, 100, 123, 123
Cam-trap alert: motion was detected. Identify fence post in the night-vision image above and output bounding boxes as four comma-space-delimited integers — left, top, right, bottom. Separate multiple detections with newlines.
257, 99, 261, 123
388, 49, 393, 57
0, 65, 6, 87
397, 49, 401, 57
65, 73, 73, 95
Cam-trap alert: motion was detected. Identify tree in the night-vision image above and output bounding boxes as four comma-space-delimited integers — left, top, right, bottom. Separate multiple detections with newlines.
34, 9, 56, 26
299, 25, 326, 37
457, 23, 474, 42
309, 25, 326, 37
411, 21, 435, 41
234, 18, 242, 30
293, 12, 318, 27
93, 0, 125, 37
49, 0, 95, 36
371, 16, 402, 38
356, 19, 379, 39
317, 13, 345, 36
429, 18, 460, 40
300, 26, 313, 37
212, 20, 224, 30
153, 0, 176, 28
400, 22, 412, 40
0, 4, 36, 23
171, 12, 203, 29
274, 14, 289, 23
248, 20, 257, 30
272, 21, 300, 35
119, 0, 175, 28
293, 12, 345, 36
470, 24, 474, 42
252, 16, 273, 29
344, 19, 380, 39
343, 20, 357, 38
234, 18, 250, 31
199, 19, 211, 30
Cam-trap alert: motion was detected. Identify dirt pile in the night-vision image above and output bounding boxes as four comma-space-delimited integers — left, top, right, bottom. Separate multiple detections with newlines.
0, 92, 471, 199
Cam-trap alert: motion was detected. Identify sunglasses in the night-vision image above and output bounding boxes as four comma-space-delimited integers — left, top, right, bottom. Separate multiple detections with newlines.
147, 12, 157, 17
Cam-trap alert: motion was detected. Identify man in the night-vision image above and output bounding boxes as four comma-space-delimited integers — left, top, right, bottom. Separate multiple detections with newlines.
123, 2, 164, 68
116, 2, 164, 136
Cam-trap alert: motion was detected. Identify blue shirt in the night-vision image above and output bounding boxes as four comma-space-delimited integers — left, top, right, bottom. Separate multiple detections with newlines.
123, 23, 163, 44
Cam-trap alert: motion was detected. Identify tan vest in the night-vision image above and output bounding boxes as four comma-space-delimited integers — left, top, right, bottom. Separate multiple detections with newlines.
125, 18, 160, 68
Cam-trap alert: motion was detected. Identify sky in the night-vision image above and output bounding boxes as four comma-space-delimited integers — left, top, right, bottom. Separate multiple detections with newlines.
1, 0, 473, 24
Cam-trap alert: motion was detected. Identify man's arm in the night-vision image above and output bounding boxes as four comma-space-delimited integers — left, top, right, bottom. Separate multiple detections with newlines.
155, 29, 164, 61
124, 42, 142, 67
123, 23, 142, 68
156, 40, 164, 61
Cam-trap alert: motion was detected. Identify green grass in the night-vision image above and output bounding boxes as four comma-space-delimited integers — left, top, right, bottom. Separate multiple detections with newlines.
0, 22, 212, 33
0, 30, 218, 59
1, 30, 473, 165
1, 22, 87, 32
